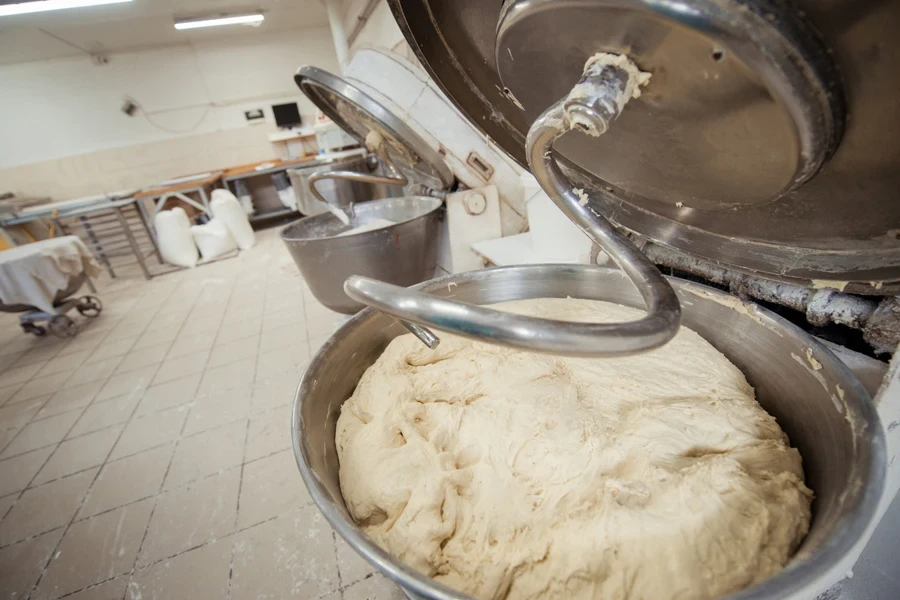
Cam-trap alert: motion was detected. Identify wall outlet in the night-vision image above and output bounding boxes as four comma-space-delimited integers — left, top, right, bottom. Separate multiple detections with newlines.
244, 109, 265, 124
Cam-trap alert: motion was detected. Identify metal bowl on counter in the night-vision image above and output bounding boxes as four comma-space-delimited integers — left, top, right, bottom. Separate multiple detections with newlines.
291, 265, 885, 600
279, 196, 443, 314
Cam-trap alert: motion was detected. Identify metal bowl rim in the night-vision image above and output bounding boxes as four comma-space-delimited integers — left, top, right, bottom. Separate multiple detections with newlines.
291, 264, 886, 600
278, 195, 444, 242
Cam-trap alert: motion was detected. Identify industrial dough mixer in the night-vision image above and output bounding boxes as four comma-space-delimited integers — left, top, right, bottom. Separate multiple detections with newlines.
291, 1, 900, 599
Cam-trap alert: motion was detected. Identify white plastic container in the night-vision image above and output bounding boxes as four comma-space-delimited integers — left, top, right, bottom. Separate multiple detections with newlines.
190, 218, 237, 260
210, 189, 255, 250
154, 207, 198, 268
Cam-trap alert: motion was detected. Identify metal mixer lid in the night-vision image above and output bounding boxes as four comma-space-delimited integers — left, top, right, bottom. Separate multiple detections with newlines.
295, 66, 454, 192
387, 0, 900, 292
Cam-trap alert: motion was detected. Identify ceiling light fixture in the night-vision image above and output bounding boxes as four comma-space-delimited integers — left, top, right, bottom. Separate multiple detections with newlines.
0, 0, 132, 17
174, 13, 264, 30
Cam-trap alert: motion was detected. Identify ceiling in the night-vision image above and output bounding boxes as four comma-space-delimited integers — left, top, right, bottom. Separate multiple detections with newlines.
0, 0, 330, 65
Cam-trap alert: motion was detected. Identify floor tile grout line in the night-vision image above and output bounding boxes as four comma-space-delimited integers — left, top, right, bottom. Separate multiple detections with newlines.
4, 285, 216, 454
0, 381, 81, 458
120, 274, 236, 598
4, 388, 102, 434
227, 403, 253, 600
0, 235, 307, 597
24, 422, 126, 490
0, 388, 195, 470
0, 524, 67, 552
0, 470, 310, 553
24, 314, 173, 600
0, 381, 27, 407
75, 462, 242, 524
189, 279, 257, 398
0, 322, 155, 464
7, 336, 72, 373
0, 358, 123, 525
80, 283, 204, 600
332, 529, 345, 597
56, 532, 242, 598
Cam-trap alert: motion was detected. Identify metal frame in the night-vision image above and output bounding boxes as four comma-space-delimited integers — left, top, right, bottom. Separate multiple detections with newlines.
149, 189, 211, 218
54, 198, 163, 281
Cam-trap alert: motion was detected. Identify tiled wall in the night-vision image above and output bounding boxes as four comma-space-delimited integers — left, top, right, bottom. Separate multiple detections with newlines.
0, 126, 281, 200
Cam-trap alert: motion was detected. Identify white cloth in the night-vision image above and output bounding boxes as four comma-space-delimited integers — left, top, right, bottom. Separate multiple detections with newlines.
211, 189, 255, 250
155, 207, 199, 268
190, 218, 237, 260
0, 236, 99, 314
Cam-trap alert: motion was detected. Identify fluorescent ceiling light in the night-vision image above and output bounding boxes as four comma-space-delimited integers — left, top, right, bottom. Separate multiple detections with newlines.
174, 14, 264, 30
0, 0, 132, 17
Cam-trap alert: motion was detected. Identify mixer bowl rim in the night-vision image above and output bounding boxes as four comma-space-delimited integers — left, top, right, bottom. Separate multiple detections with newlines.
278, 195, 444, 242
291, 264, 886, 600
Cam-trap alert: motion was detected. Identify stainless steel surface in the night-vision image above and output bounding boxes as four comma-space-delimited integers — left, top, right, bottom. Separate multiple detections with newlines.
288, 156, 377, 217
293, 266, 886, 600
307, 154, 410, 221
386, 0, 900, 290
497, 0, 842, 205
295, 66, 454, 193
818, 339, 888, 399
344, 73, 683, 356
279, 196, 443, 314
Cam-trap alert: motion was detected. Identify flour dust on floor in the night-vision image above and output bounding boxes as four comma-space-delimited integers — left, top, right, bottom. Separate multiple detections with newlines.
0, 228, 403, 600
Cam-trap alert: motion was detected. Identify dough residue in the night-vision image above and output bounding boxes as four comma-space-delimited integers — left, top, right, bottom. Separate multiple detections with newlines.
336, 298, 812, 600
333, 218, 396, 237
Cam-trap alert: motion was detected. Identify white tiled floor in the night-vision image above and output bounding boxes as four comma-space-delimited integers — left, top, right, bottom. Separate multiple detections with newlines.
0, 228, 403, 599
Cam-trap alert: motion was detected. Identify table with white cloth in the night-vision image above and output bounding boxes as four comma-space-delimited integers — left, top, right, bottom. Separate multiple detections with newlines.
0, 236, 100, 314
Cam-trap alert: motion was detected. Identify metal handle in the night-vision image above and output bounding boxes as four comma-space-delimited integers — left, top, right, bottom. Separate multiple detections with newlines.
345, 54, 682, 357
307, 169, 409, 219
307, 146, 411, 220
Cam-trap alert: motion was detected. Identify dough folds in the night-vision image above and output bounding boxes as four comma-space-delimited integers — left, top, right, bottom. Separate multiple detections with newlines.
336, 298, 812, 600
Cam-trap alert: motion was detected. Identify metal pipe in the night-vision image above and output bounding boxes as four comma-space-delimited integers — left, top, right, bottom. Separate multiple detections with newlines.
325, 0, 350, 71
348, 0, 381, 47
639, 241, 900, 353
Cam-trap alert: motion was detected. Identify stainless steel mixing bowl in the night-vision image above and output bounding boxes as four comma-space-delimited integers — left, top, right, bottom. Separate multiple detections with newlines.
292, 266, 885, 600
287, 155, 376, 217
280, 196, 443, 314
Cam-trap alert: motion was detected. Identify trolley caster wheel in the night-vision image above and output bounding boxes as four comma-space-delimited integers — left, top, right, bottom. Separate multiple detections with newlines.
22, 323, 47, 337
49, 315, 78, 338
76, 295, 103, 318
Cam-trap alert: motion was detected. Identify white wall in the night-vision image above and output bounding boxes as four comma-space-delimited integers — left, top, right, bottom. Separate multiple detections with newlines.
343, 0, 408, 55
0, 27, 339, 198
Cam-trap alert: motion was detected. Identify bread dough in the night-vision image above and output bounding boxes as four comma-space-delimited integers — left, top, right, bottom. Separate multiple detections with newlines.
336, 298, 812, 600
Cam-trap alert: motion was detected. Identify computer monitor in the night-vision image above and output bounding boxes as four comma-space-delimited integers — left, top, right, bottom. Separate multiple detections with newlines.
272, 102, 302, 129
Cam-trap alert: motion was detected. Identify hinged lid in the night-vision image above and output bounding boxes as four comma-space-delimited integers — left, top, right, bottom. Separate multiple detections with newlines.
295, 66, 455, 192
387, 0, 900, 293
